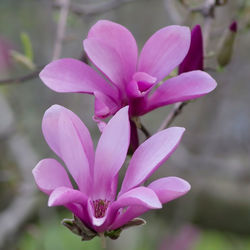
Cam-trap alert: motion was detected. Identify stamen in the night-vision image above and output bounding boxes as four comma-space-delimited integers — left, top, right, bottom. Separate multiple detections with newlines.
92, 199, 110, 218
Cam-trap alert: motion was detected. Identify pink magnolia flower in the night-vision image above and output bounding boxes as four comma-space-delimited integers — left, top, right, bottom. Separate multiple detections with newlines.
40, 20, 216, 119
32, 105, 190, 235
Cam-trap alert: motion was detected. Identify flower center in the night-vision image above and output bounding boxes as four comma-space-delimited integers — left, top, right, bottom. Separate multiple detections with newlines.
92, 199, 110, 218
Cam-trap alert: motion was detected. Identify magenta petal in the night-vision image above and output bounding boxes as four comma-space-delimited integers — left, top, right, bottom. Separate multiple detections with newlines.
148, 177, 191, 204
87, 20, 138, 83
42, 105, 93, 193
39, 58, 117, 97
32, 158, 72, 195
138, 25, 190, 81
93, 106, 130, 200
48, 186, 88, 207
120, 127, 185, 195
147, 71, 217, 113
179, 25, 204, 74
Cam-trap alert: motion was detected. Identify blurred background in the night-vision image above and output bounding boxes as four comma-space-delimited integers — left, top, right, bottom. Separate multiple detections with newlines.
0, 0, 250, 249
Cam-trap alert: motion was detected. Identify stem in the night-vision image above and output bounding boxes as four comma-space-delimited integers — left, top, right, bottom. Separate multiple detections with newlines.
99, 233, 107, 249
140, 123, 150, 138
131, 116, 150, 139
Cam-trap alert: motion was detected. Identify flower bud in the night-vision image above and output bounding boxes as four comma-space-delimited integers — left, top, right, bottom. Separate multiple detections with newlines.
217, 21, 237, 68
179, 25, 204, 74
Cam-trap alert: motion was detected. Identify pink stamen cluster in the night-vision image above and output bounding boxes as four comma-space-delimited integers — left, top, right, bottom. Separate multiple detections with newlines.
93, 199, 110, 218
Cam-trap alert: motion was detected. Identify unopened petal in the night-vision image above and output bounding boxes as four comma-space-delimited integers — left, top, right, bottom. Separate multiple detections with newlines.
179, 25, 204, 74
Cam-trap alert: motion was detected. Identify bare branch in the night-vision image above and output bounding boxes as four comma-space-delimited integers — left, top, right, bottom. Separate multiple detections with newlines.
53, 0, 136, 16
52, 0, 71, 60
158, 102, 188, 131
0, 66, 44, 85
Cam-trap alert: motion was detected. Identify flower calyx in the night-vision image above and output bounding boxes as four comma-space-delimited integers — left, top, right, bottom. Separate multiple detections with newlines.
62, 215, 146, 241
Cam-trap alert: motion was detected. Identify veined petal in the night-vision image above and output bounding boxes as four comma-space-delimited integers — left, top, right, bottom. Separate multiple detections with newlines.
93, 106, 130, 200
87, 20, 138, 83
147, 71, 217, 112
32, 158, 72, 195
138, 25, 190, 81
120, 127, 185, 195
48, 186, 88, 207
40, 58, 117, 97
148, 177, 191, 204
42, 105, 93, 193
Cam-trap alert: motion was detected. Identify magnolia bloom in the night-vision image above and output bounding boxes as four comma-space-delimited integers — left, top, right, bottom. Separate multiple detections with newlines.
33, 105, 190, 234
40, 20, 216, 119
179, 25, 204, 74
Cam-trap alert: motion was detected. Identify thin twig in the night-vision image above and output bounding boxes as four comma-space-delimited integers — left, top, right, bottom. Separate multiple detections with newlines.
53, 0, 136, 16
52, 0, 71, 60
159, 0, 219, 131
0, 66, 44, 85
158, 102, 188, 131
140, 123, 150, 138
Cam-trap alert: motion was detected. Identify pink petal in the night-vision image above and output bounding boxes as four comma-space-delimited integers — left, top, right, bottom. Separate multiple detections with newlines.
48, 186, 88, 207
147, 71, 217, 113
92, 116, 107, 133
138, 25, 190, 81
40, 58, 117, 98
148, 177, 191, 204
120, 127, 185, 195
94, 91, 120, 119
126, 72, 156, 98
110, 206, 147, 230
112, 186, 162, 210
93, 106, 130, 200
87, 20, 138, 84
32, 158, 72, 195
84, 38, 126, 91
42, 105, 93, 193
108, 187, 161, 230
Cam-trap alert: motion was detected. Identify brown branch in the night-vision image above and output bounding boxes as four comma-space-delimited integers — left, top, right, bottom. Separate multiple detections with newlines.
0, 66, 44, 85
158, 102, 188, 131
140, 123, 150, 139
52, 0, 71, 60
53, 0, 136, 16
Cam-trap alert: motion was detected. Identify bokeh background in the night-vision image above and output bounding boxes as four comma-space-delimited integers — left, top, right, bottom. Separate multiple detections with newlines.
0, 0, 250, 249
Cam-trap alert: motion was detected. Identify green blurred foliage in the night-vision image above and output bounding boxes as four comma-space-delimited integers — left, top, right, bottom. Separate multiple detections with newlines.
19, 220, 101, 250
194, 230, 250, 250
20, 32, 33, 61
